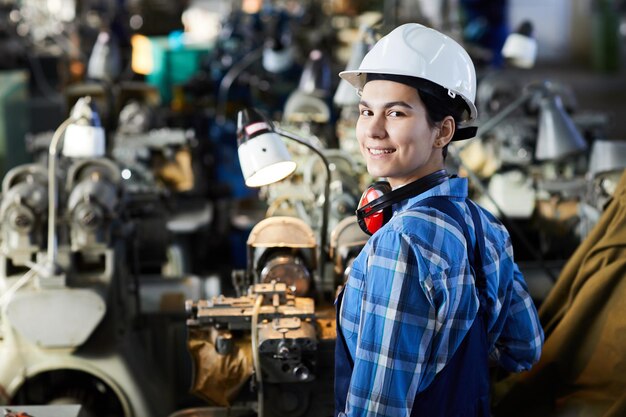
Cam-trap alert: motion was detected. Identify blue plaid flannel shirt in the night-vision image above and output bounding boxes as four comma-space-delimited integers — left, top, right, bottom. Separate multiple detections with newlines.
338, 177, 544, 417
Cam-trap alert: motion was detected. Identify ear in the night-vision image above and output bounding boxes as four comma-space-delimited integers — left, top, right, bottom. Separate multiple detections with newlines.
434, 116, 455, 148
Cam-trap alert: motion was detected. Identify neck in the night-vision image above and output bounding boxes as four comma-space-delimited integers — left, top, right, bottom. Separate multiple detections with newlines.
388, 169, 449, 199
389, 163, 447, 189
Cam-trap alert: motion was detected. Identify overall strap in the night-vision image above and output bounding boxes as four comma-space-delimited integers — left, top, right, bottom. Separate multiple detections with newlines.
335, 288, 354, 367
466, 200, 487, 298
409, 197, 492, 417
334, 287, 353, 416
417, 197, 487, 303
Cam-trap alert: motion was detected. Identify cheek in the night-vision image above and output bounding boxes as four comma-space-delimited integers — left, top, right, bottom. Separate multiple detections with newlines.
396, 127, 436, 159
355, 122, 368, 148
388, 125, 417, 148
406, 125, 436, 147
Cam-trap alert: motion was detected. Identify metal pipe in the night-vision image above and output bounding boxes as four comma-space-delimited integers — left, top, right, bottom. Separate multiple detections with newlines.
46, 116, 74, 275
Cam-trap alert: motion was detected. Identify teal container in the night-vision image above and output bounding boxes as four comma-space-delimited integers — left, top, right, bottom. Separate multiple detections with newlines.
146, 36, 212, 104
0, 70, 31, 176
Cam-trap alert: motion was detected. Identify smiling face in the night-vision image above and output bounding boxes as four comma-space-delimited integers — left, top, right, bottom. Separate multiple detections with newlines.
356, 79, 454, 188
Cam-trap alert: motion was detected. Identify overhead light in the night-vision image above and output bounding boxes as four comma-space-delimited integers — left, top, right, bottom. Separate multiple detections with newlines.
262, 41, 294, 74
502, 20, 537, 69
298, 49, 332, 96
62, 98, 106, 158
236, 108, 296, 188
477, 81, 587, 162
236, 107, 332, 290
535, 93, 588, 161
588, 139, 626, 177
131, 34, 153, 75
87, 30, 121, 82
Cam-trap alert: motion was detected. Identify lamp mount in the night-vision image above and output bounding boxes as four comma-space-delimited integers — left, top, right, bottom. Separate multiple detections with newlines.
236, 108, 332, 293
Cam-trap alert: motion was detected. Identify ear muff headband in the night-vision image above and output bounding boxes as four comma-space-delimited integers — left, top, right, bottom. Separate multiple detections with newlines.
356, 170, 450, 235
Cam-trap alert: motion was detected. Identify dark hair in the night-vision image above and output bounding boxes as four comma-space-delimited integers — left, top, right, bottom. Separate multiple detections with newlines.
364, 73, 471, 158
418, 90, 465, 159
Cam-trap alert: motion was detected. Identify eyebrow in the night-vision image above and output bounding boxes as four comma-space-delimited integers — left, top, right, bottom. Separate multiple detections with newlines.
359, 100, 414, 110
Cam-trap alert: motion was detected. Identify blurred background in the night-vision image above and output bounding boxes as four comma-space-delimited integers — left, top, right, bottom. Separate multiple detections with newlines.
0, 0, 624, 416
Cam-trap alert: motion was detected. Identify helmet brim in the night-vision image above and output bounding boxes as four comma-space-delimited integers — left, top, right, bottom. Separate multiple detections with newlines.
338, 69, 478, 129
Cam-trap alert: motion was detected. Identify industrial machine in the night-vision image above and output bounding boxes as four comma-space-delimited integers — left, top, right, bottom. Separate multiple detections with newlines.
328, 215, 370, 290
0, 155, 180, 417
0, 93, 182, 416
456, 76, 611, 261
185, 216, 336, 417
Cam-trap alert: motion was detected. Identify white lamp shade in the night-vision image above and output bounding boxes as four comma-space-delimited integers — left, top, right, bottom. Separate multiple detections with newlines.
502, 33, 537, 69
238, 131, 296, 187
62, 123, 106, 158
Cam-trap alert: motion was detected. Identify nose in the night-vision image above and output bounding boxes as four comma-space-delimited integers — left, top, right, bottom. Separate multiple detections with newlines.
365, 114, 387, 139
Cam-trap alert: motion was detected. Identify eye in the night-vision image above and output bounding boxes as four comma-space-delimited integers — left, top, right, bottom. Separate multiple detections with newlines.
387, 109, 405, 117
359, 108, 373, 117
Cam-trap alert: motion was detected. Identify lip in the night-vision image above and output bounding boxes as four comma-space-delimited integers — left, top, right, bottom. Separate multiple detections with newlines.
367, 147, 396, 157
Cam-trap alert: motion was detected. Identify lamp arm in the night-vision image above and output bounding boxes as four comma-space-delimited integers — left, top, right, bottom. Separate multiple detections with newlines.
476, 90, 535, 138
216, 46, 264, 123
274, 126, 331, 288
46, 116, 75, 274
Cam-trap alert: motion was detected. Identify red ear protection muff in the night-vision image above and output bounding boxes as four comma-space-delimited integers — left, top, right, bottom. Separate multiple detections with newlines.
356, 181, 393, 236
356, 170, 450, 235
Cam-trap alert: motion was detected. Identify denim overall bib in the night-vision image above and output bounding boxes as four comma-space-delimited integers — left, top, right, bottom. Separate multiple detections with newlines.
335, 197, 491, 417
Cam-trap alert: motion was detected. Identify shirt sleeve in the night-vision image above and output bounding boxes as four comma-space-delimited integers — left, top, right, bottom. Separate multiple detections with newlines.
344, 228, 477, 417
491, 262, 544, 372
477, 208, 544, 372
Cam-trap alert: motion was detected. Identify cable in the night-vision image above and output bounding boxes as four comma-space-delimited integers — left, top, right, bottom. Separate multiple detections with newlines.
0, 267, 38, 309
251, 294, 264, 417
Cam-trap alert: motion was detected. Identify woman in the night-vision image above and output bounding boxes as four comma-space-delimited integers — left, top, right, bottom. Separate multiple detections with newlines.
334, 23, 543, 417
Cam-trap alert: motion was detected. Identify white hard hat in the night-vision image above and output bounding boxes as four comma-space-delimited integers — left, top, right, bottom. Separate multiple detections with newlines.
340, 23, 478, 126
